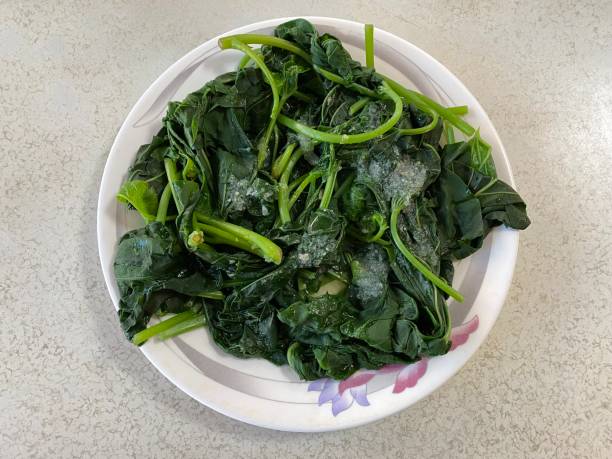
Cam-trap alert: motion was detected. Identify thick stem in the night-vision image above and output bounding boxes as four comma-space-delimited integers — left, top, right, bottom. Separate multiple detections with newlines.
448, 105, 468, 115
155, 182, 172, 223
156, 314, 206, 340
278, 148, 304, 224
272, 143, 297, 179
194, 213, 283, 264
132, 311, 198, 345
364, 24, 375, 69
195, 222, 256, 254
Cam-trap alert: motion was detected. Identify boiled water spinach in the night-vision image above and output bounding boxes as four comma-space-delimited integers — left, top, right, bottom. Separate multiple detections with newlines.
113, 18, 530, 380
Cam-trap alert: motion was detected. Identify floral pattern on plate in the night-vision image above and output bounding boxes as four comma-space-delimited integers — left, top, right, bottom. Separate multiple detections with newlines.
308, 315, 479, 416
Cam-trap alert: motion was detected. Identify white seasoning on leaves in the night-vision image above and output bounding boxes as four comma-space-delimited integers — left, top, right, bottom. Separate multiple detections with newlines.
384, 155, 428, 202
353, 244, 388, 302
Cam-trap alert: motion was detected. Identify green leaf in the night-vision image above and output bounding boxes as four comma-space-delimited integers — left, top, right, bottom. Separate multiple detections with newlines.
116, 180, 159, 221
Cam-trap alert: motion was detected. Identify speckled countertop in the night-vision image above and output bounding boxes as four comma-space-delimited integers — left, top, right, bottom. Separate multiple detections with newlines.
1, 1, 611, 457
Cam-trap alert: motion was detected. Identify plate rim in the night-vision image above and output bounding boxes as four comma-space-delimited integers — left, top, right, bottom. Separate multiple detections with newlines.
97, 16, 519, 432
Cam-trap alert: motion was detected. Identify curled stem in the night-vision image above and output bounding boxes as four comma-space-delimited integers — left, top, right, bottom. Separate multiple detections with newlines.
278, 81, 402, 144
222, 38, 280, 168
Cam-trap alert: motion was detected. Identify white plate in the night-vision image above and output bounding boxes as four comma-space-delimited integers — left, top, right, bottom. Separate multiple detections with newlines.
97, 16, 519, 432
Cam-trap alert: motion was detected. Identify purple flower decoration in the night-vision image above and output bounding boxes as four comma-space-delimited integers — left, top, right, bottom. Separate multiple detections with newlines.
308, 370, 376, 416
307, 315, 480, 415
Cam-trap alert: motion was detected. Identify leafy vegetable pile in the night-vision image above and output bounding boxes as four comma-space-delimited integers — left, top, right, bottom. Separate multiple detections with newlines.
113, 19, 530, 380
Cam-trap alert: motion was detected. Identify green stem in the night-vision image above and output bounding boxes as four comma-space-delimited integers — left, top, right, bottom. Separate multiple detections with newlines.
238, 52, 252, 69
390, 200, 464, 302
314, 65, 378, 98
155, 182, 172, 223
289, 171, 322, 209
237, 47, 262, 70
332, 171, 355, 202
132, 311, 197, 345
223, 39, 280, 169
291, 90, 314, 103
449, 105, 468, 115
278, 148, 304, 224
164, 158, 182, 213
364, 24, 375, 69
319, 145, 338, 210
397, 104, 439, 135
445, 120, 455, 144
272, 143, 296, 179
218, 34, 312, 62
195, 222, 256, 254
156, 314, 206, 340
194, 213, 283, 264
381, 75, 480, 141
278, 81, 402, 144
198, 291, 224, 300
366, 213, 388, 242
219, 34, 482, 142
348, 97, 369, 116
289, 172, 310, 192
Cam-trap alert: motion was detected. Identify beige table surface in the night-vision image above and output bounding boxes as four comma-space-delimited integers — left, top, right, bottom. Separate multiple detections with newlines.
1, 1, 611, 457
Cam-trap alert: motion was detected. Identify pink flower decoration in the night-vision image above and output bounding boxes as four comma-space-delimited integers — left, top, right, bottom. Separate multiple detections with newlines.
307, 315, 481, 415
450, 315, 479, 350
338, 370, 377, 395
392, 359, 428, 393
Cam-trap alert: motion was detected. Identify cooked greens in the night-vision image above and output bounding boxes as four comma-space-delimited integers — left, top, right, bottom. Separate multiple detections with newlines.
113, 19, 530, 380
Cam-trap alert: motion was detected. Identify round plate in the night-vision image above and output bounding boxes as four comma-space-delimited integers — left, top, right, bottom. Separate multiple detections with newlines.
97, 16, 519, 432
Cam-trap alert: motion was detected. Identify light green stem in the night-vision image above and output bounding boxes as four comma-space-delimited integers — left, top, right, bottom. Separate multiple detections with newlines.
218, 34, 311, 62
132, 311, 198, 345
449, 105, 468, 115
445, 120, 455, 144
289, 171, 322, 209
349, 97, 369, 116
218, 34, 482, 142
155, 182, 172, 223
156, 315, 206, 340
195, 213, 283, 264
278, 148, 304, 224
272, 143, 297, 179
364, 24, 375, 68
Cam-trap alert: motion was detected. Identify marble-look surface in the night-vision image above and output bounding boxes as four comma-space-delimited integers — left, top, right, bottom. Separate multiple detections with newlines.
1, 1, 611, 457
